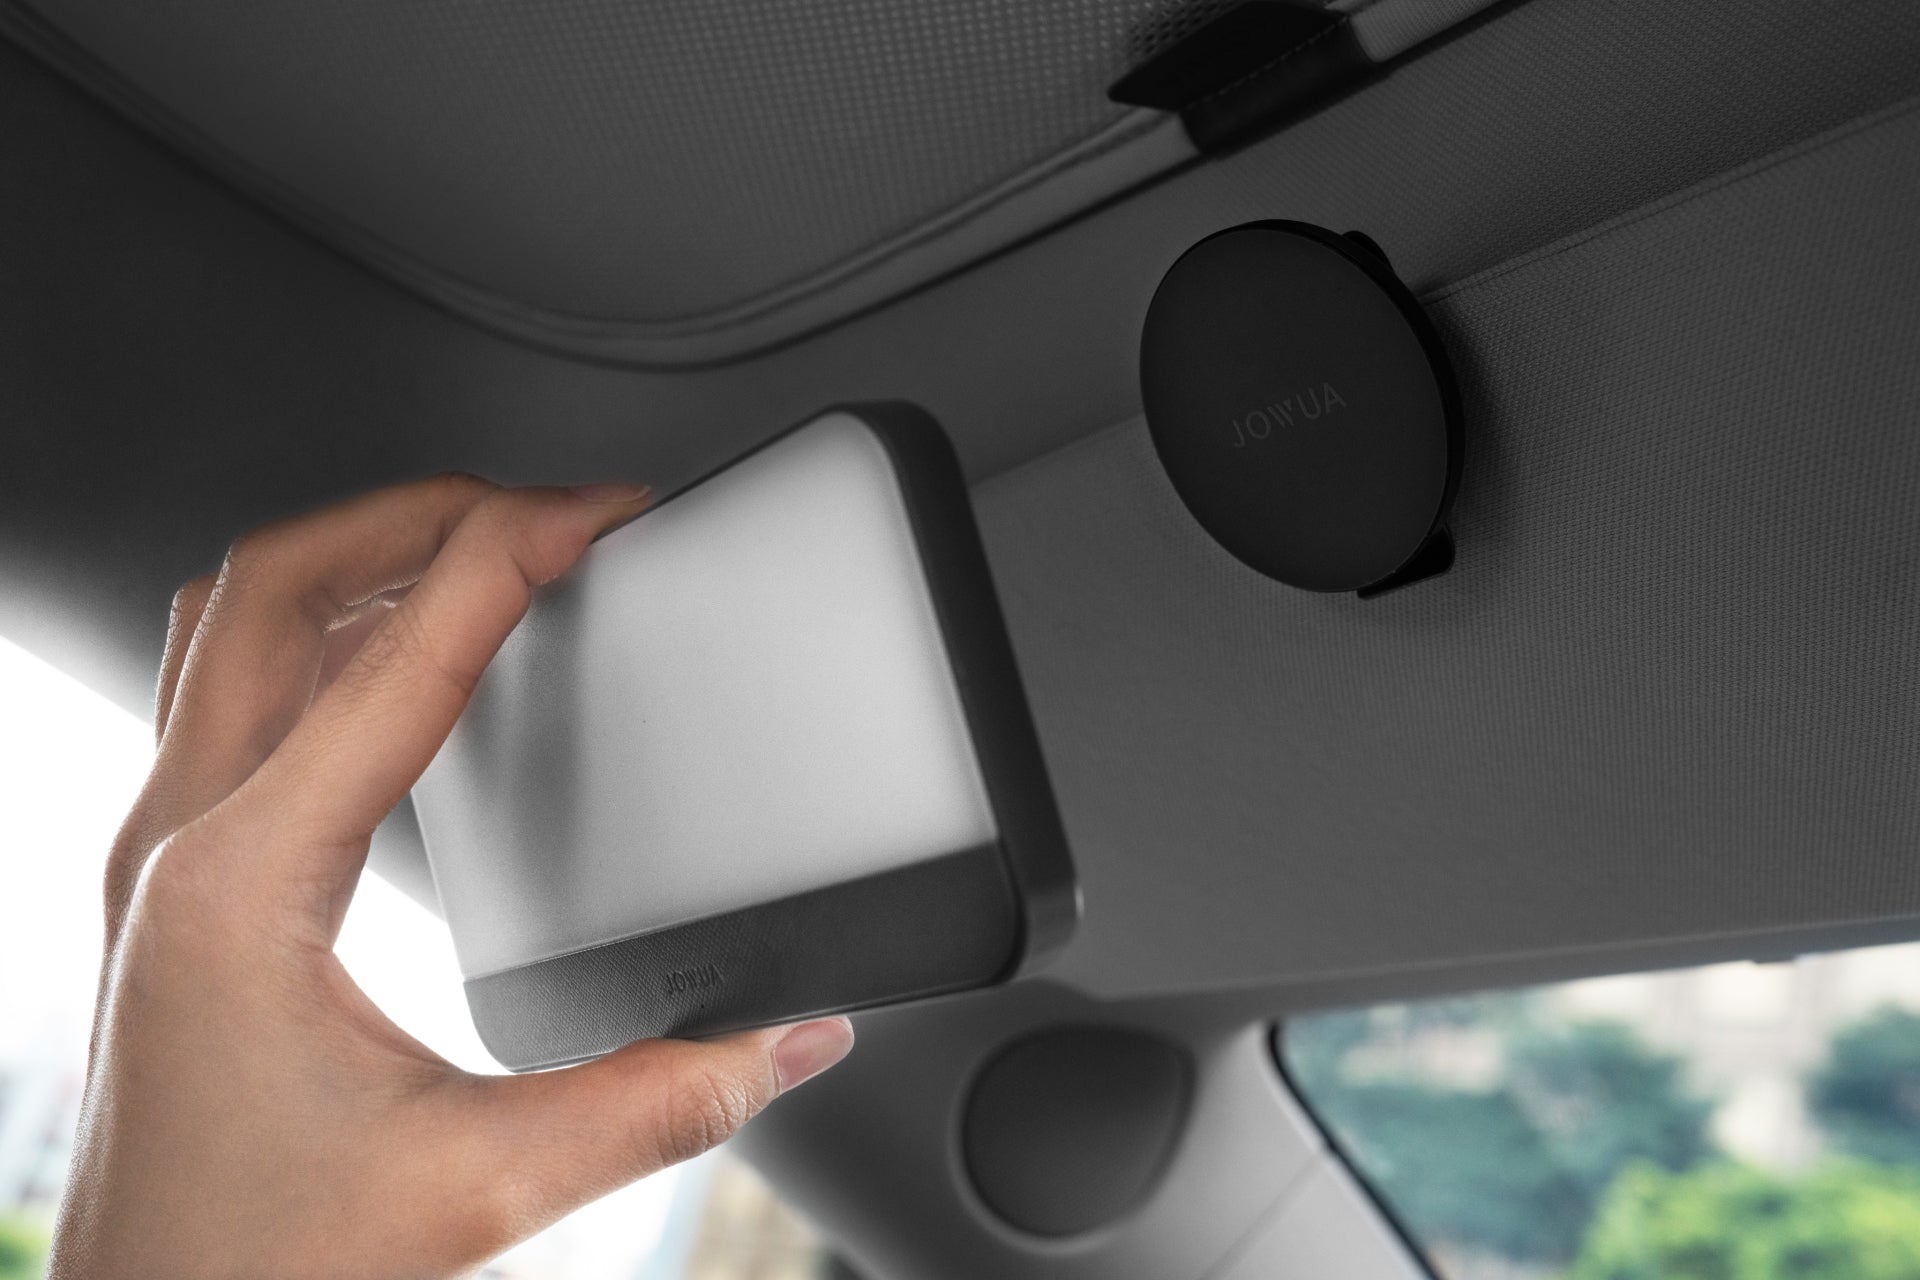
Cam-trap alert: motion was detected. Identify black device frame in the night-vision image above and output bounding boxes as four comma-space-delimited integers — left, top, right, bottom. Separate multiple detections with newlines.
459, 403, 1078, 1070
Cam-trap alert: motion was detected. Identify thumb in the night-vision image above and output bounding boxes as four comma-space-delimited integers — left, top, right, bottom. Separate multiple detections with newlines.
479, 1018, 855, 1222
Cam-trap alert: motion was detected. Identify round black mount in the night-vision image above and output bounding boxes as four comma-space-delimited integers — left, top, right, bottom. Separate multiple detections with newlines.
961, 1027, 1191, 1237
1140, 221, 1463, 596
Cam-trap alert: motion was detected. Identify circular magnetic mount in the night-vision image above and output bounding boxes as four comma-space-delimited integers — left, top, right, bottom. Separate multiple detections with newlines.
1140, 221, 1463, 596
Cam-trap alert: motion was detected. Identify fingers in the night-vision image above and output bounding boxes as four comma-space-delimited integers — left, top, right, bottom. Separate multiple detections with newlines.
109, 476, 496, 942
479, 1019, 854, 1220
316, 589, 409, 690
232, 485, 648, 904
149, 473, 497, 837
110, 573, 211, 934
155, 575, 215, 744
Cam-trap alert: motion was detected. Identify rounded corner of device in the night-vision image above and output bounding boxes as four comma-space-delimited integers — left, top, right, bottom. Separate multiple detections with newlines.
1011, 861, 1082, 979
462, 982, 546, 1073
427, 399, 1074, 1062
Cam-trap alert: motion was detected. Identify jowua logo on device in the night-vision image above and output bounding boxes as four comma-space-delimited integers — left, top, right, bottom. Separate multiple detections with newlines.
1228, 382, 1349, 446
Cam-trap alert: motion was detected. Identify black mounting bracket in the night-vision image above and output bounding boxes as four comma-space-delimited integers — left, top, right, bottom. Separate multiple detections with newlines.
1107, 1, 1376, 154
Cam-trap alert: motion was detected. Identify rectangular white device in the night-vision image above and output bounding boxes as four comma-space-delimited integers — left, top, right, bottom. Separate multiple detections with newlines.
412, 405, 1076, 1069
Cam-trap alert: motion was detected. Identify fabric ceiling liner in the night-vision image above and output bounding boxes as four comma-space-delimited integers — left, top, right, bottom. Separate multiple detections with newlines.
0, 0, 1502, 365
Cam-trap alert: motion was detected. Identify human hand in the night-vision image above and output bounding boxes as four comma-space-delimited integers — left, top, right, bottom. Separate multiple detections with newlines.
49, 475, 855, 1279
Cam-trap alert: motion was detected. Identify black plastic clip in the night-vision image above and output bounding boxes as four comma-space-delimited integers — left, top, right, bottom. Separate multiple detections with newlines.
1346, 229, 1457, 601
1357, 527, 1455, 599
1107, 1, 1374, 154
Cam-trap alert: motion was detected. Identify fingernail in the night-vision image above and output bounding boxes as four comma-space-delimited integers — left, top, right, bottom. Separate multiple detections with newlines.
570, 482, 652, 503
773, 1018, 855, 1094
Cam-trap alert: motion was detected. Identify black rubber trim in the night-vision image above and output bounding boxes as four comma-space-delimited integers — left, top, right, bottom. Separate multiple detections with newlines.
855, 403, 1081, 965
1108, 1, 1342, 112
1105, 1, 1376, 156
1181, 18, 1373, 155
1263, 221, 1463, 561
469, 847, 1019, 1071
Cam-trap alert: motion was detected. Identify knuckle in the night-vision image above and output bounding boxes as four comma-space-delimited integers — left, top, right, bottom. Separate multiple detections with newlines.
453, 488, 520, 554
224, 525, 342, 625
498, 494, 594, 586
133, 831, 213, 915
430, 469, 498, 500
218, 526, 284, 593
337, 602, 407, 674
427, 471, 503, 542
169, 574, 216, 619
101, 834, 149, 916
471, 485, 546, 540
511, 528, 579, 588
353, 596, 477, 700
222, 525, 272, 569
655, 1062, 760, 1167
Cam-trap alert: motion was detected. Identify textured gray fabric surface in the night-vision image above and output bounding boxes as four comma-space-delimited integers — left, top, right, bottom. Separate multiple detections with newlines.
0, 0, 1497, 362
1338, 0, 1501, 61
980, 97, 1920, 996
6, 0, 1920, 995
1, 0, 1215, 322
10, 0, 1910, 369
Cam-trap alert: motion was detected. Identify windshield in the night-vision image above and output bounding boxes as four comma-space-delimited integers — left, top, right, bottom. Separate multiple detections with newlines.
1281, 945, 1920, 1280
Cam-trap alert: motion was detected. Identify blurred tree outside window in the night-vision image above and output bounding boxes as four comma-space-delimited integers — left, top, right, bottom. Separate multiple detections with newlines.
0, 1218, 50, 1280
1808, 1007, 1920, 1168
1283, 945, 1920, 1280
1569, 1159, 1920, 1280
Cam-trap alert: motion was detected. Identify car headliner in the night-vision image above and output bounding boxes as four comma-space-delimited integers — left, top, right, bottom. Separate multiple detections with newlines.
4, 0, 1919, 1275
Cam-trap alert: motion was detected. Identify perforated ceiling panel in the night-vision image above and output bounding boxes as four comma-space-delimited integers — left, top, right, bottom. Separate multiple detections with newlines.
0, 0, 1496, 362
